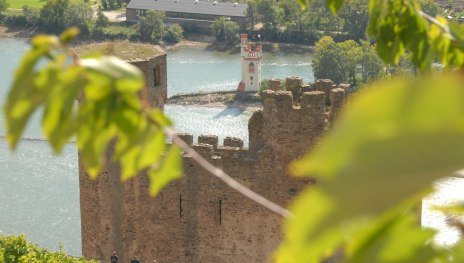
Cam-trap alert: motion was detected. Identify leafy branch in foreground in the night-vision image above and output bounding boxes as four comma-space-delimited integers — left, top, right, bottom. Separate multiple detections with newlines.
4, 28, 179, 196
275, 73, 464, 262
297, 0, 464, 70
4, 28, 290, 217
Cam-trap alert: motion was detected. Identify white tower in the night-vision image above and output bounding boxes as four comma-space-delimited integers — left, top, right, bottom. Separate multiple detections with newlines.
238, 34, 262, 92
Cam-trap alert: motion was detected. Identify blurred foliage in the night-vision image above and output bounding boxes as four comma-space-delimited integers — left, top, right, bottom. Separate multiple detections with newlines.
4, 0, 464, 261
4, 28, 182, 196
276, 73, 464, 262
272, 0, 464, 261
0, 234, 98, 263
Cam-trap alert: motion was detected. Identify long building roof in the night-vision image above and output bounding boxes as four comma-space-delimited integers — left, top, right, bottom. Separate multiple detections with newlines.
127, 0, 247, 17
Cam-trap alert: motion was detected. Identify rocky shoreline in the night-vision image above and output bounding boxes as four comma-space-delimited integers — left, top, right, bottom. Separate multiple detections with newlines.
167, 91, 263, 111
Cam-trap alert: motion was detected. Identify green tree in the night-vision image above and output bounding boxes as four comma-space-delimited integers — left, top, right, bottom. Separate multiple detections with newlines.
418, 0, 442, 17
312, 36, 348, 83
7, 0, 464, 261
138, 10, 165, 42
95, 9, 109, 28
101, 0, 108, 9
38, 0, 69, 33
338, 39, 362, 83
0, 234, 97, 262
257, 0, 284, 40
0, 0, 8, 16
246, 0, 258, 30
279, 0, 300, 22
282, 11, 319, 44
163, 24, 183, 43
23, 5, 40, 27
306, 0, 343, 35
64, 0, 93, 38
338, 0, 369, 41
358, 40, 384, 82
211, 17, 239, 44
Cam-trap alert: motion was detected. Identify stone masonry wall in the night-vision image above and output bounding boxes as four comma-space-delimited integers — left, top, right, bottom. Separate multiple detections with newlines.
79, 77, 347, 262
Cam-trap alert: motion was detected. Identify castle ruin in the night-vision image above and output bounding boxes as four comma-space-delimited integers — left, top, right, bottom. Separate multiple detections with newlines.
77, 43, 348, 262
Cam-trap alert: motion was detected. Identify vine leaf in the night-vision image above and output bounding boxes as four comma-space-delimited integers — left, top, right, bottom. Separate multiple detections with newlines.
327, 0, 344, 13
5, 30, 182, 196
148, 146, 183, 196
278, 73, 464, 262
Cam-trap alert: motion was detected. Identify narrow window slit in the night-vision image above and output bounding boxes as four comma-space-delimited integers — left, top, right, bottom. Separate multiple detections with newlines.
219, 199, 222, 224
179, 195, 183, 220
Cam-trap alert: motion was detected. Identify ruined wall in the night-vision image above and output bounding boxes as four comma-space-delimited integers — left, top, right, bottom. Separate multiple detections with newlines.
128, 48, 168, 110
79, 76, 347, 262
79, 49, 168, 262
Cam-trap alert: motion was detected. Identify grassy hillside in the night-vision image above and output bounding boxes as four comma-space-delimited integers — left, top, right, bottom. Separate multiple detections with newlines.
8, 0, 44, 9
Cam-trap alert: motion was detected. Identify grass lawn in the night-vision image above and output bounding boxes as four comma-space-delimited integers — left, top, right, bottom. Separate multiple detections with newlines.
8, 0, 45, 9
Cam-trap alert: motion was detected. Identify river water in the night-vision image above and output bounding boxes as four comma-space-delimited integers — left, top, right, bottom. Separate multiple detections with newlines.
0, 38, 313, 255
1, 38, 462, 257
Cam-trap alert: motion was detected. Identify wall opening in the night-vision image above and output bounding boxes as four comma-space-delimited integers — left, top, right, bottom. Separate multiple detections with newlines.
219, 199, 222, 224
179, 195, 183, 220
154, 64, 162, 86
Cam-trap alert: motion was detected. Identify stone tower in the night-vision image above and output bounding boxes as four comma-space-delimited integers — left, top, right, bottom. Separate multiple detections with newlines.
238, 34, 262, 92
74, 42, 167, 263
74, 42, 167, 109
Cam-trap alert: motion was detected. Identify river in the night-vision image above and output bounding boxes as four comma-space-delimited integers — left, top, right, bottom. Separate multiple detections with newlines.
1, 38, 462, 257
0, 38, 313, 255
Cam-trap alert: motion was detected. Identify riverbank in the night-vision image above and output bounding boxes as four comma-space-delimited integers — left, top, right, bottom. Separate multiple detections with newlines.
0, 24, 314, 54
0, 25, 36, 38
168, 91, 263, 111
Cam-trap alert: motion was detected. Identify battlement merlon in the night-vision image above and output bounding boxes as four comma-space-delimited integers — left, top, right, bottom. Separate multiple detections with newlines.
240, 34, 262, 58
240, 33, 248, 46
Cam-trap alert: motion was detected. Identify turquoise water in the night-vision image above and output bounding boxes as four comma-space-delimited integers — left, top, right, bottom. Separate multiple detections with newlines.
167, 47, 313, 96
0, 38, 312, 255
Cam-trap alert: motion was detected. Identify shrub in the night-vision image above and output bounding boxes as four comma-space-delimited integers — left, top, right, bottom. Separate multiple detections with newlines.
211, 17, 239, 45
23, 5, 40, 27
95, 9, 109, 28
163, 24, 183, 43
0, 234, 98, 262
3, 13, 28, 27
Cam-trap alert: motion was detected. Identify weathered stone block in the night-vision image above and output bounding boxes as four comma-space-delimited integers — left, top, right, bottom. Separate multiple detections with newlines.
269, 78, 282, 91
301, 91, 325, 112
176, 133, 193, 145
193, 143, 214, 158
224, 137, 244, 148
198, 134, 219, 149
329, 88, 346, 122
285, 76, 303, 102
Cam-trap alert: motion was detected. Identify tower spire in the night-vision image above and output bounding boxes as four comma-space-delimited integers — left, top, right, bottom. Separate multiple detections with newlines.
238, 34, 262, 92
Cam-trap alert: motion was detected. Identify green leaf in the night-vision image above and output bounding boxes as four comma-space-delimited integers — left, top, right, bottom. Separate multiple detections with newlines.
4, 45, 56, 149
433, 201, 464, 216
79, 56, 144, 81
282, 73, 464, 262
148, 146, 182, 196
148, 108, 173, 127
347, 204, 440, 262
326, 0, 344, 13
59, 27, 80, 45
116, 126, 166, 181
42, 66, 83, 153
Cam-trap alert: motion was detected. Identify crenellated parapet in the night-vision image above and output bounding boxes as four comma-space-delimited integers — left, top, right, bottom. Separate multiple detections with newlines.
79, 74, 348, 263
177, 79, 347, 166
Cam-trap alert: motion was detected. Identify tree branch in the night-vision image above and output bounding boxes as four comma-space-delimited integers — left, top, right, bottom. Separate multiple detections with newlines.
419, 10, 455, 40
